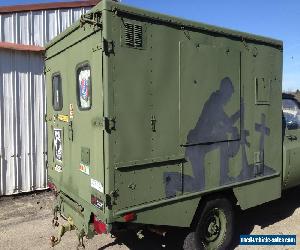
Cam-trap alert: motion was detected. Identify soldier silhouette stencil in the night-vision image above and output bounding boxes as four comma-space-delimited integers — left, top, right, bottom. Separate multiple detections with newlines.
163, 78, 276, 198
184, 77, 240, 191
187, 77, 239, 144
164, 77, 241, 197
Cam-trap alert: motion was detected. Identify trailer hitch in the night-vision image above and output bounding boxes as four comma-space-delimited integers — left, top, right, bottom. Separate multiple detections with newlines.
50, 217, 77, 247
52, 205, 59, 228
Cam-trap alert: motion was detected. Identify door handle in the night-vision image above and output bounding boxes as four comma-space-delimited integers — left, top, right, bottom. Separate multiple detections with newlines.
151, 115, 156, 132
286, 135, 297, 141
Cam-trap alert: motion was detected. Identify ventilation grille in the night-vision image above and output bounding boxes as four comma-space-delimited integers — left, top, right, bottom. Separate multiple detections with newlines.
125, 23, 134, 47
134, 25, 143, 47
124, 22, 143, 48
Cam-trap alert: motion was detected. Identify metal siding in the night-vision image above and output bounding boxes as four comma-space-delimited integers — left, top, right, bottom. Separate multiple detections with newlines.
0, 50, 45, 195
0, 6, 91, 195
0, 7, 91, 47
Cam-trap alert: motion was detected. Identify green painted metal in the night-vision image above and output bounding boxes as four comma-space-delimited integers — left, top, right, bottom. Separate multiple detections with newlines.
45, 0, 286, 238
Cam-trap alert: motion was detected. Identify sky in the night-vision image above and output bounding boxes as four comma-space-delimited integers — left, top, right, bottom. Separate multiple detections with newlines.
2, 0, 300, 91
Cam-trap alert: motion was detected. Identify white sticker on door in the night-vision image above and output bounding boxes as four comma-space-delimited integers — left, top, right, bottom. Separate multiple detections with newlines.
55, 164, 63, 173
91, 178, 104, 193
54, 128, 63, 162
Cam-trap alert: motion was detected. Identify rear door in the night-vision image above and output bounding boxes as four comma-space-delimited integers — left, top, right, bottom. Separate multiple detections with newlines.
47, 29, 104, 205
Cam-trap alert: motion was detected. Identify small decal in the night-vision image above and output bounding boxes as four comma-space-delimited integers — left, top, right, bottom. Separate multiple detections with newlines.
79, 69, 91, 108
80, 163, 90, 175
80, 78, 89, 100
91, 178, 104, 193
91, 195, 104, 210
54, 164, 62, 173
54, 129, 63, 162
69, 104, 74, 119
58, 114, 69, 123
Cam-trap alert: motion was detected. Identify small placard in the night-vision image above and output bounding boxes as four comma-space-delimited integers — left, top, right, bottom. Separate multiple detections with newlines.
54, 164, 62, 173
79, 163, 90, 175
91, 178, 104, 193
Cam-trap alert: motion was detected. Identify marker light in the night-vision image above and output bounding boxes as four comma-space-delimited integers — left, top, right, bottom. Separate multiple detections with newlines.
48, 182, 56, 191
93, 216, 107, 234
123, 212, 136, 222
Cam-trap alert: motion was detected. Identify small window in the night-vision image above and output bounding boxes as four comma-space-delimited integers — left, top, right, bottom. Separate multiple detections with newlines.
282, 98, 300, 130
52, 74, 63, 111
77, 64, 92, 110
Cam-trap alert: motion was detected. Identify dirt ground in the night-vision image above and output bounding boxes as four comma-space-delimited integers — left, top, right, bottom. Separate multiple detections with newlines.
0, 188, 300, 250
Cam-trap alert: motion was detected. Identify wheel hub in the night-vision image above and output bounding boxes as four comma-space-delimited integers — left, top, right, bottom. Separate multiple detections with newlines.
208, 219, 220, 235
204, 208, 224, 243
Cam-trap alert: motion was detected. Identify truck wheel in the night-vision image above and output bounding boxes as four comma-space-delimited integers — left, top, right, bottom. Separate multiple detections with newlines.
194, 197, 234, 250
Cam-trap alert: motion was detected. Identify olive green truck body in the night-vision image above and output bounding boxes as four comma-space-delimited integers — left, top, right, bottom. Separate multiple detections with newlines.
45, 0, 295, 241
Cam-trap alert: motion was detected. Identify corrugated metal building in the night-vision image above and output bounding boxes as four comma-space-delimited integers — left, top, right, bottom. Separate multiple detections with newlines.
0, 0, 100, 195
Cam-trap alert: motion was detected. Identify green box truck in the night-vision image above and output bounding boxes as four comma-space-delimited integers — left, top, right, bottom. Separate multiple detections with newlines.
45, 1, 298, 249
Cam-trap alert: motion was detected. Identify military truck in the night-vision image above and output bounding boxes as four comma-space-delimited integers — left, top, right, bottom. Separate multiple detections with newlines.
45, 0, 287, 249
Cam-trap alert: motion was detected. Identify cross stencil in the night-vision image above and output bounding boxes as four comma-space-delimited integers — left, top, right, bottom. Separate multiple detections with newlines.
255, 114, 270, 155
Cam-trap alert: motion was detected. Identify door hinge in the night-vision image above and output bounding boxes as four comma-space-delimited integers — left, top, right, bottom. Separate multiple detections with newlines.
80, 11, 102, 28
151, 115, 157, 132
44, 66, 51, 75
45, 114, 53, 122
92, 117, 115, 133
104, 117, 116, 133
45, 160, 49, 169
68, 121, 74, 141
106, 189, 119, 208
103, 38, 114, 56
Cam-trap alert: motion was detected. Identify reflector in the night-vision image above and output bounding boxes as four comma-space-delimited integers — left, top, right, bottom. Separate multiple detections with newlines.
93, 216, 107, 234
123, 212, 136, 222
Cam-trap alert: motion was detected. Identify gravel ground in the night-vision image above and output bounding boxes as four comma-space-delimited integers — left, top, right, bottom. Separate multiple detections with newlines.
0, 188, 300, 250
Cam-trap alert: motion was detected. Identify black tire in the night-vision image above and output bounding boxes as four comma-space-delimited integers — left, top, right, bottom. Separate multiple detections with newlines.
194, 197, 234, 250
183, 232, 197, 250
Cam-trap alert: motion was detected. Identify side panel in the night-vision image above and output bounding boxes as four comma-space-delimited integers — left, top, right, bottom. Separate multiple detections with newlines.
111, 16, 183, 210
101, 6, 283, 222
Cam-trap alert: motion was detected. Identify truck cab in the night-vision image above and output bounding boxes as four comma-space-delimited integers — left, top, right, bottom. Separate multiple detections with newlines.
282, 93, 300, 189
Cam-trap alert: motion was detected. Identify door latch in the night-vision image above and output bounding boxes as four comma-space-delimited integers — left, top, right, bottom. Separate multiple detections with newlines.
286, 135, 297, 141
104, 117, 116, 133
103, 38, 114, 56
151, 115, 156, 132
